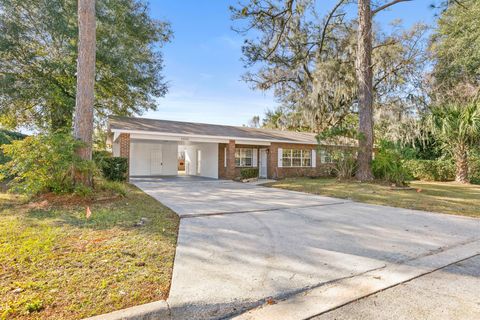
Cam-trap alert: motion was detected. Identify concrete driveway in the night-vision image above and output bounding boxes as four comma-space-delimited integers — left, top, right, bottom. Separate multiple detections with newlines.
132, 178, 480, 320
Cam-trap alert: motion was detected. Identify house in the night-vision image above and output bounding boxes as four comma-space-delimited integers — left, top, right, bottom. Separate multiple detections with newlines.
108, 116, 352, 180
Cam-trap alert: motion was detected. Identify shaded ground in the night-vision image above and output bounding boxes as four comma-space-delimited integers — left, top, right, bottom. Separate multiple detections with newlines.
0, 184, 179, 320
264, 178, 480, 218
134, 178, 480, 320
313, 255, 480, 320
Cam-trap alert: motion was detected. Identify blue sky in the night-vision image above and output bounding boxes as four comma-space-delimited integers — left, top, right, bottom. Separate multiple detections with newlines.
145, 0, 437, 126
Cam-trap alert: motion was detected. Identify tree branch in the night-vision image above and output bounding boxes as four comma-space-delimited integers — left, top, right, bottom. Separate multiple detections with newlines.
265, 0, 295, 59
372, 0, 412, 15
318, 0, 348, 56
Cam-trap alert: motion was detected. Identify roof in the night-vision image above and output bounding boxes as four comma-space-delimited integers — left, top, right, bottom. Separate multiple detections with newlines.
109, 116, 353, 146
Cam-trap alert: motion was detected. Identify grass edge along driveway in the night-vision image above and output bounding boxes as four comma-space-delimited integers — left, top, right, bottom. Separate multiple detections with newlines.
264, 178, 480, 218
0, 184, 179, 320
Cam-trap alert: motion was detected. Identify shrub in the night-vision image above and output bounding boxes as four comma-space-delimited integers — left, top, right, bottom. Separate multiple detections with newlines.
25, 299, 43, 313
331, 149, 357, 180
404, 159, 455, 181
469, 152, 480, 184
99, 157, 128, 181
0, 129, 27, 169
372, 141, 410, 186
96, 179, 128, 196
0, 132, 94, 195
93, 150, 112, 167
240, 168, 259, 179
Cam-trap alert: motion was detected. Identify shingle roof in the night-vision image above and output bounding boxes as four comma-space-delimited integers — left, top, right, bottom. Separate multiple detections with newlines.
109, 116, 353, 146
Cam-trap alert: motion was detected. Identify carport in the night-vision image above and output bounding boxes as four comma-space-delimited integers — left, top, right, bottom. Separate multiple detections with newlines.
113, 134, 219, 179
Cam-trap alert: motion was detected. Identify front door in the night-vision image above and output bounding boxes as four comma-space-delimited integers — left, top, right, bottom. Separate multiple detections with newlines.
259, 148, 267, 178
150, 148, 163, 175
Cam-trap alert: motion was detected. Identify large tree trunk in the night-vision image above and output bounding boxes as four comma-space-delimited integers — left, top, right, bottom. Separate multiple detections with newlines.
454, 148, 469, 183
355, 0, 374, 181
73, 0, 96, 186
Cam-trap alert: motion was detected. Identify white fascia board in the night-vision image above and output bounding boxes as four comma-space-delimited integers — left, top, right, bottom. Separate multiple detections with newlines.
111, 129, 317, 145
130, 132, 229, 144
235, 140, 271, 146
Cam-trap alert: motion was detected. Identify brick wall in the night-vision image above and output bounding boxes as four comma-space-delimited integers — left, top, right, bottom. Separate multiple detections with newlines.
267, 142, 335, 179
218, 142, 263, 179
218, 141, 347, 180
218, 143, 227, 178
119, 133, 130, 179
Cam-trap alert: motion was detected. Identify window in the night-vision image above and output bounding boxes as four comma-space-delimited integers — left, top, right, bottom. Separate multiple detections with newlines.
235, 148, 253, 167
320, 150, 333, 163
282, 149, 311, 167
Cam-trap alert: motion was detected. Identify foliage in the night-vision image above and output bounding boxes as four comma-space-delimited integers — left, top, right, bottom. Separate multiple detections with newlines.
0, 129, 26, 144
96, 179, 128, 196
98, 157, 128, 182
403, 159, 455, 181
0, 129, 27, 165
92, 150, 112, 165
25, 300, 44, 313
0, 0, 172, 132
372, 141, 410, 186
430, 0, 480, 99
240, 168, 259, 180
0, 132, 94, 195
330, 149, 357, 180
398, 132, 443, 160
246, 115, 261, 128
428, 101, 480, 182
468, 150, 480, 185
231, 1, 429, 133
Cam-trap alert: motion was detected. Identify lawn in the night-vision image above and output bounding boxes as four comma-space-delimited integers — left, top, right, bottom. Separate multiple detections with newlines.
0, 184, 179, 320
265, 178, 480, 218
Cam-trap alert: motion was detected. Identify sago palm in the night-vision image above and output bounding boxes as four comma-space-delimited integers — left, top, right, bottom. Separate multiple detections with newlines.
428, 101, 480, 183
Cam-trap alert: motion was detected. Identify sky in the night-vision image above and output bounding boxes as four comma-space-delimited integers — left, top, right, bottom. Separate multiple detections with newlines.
145, 0, 437, 126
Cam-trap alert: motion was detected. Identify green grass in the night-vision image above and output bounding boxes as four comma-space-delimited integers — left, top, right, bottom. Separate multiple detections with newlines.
265, 178, 480, 218
0, 184, 179, 320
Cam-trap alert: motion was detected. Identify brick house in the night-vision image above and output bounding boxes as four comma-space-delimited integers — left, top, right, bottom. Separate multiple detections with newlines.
108, 116, 352, 180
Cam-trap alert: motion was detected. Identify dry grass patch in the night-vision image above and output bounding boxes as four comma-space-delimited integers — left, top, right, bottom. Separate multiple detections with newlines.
265, 178, 480, 218
0, 184, 179, 320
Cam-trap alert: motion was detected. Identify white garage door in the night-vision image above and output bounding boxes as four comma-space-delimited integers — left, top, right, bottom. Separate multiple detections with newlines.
130, 142, 177, 176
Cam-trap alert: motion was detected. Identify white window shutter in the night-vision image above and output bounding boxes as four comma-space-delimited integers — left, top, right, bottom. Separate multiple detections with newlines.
224, 147, 227, 167
253, 148, 258, 167
311, 149, 316, 167
278, 148, 283, 167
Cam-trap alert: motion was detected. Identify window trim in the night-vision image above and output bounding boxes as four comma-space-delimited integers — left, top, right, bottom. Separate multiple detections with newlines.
235, 148, 254, 167
281, 149, 312, 168
320, 150, 334, 164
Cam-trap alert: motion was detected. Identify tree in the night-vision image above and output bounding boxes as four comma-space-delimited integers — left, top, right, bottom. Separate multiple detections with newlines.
232, 0, 356, 133
430, 0, 480, 102
0, 0, 171, 132
355, 0, 412, 181
428, 101, 480, 183
247, 115, 261, 128
73, 0, 96, 186
232, 0, 424, 165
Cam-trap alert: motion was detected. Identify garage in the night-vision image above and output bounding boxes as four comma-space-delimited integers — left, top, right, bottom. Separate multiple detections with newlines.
129, 141, 179, 176
116, 138, 219, 179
